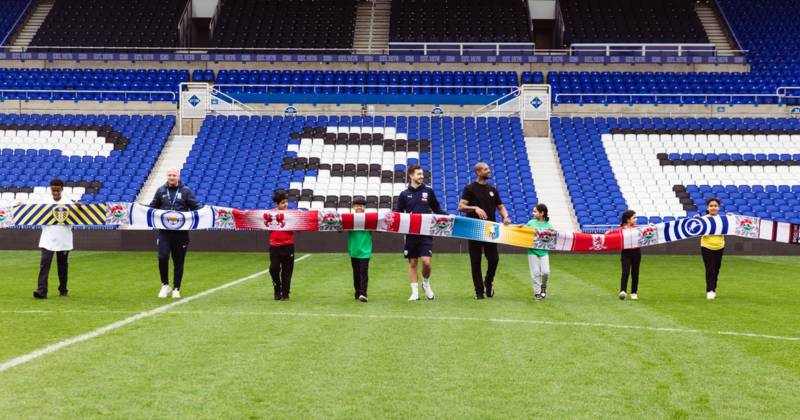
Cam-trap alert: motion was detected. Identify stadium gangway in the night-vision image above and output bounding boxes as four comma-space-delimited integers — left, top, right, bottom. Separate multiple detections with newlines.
0, 0, 33, 47
0, 89, 177, 103
387, 42, 536, 56
553, 92, 781, 105
569, 43, 722, 57
213, 84, 519, 96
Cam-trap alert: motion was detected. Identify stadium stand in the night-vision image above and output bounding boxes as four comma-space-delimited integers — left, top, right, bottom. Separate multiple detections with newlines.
181, 115, 535, 221
389, 0, 532, 43
0, 68, 188, 101
210, 0, 357, 53
31, 0, 187, 48
0, 114, 174, 205
0, 0, 30, 46
214, 69, 522, 96
550, 0, 800, 105
558, 0, 708, 44
553, 117, 800, 228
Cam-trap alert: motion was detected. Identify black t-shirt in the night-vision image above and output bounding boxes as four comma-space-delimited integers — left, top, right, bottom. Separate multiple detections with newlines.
461, 182, 503, 222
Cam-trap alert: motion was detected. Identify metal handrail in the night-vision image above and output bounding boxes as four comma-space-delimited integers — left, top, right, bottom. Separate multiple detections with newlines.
471, 88, 522, 115
776, 86, 800, 98
0, 89, 177, 102
554, 92, 778, 102
214, 84, 518, 95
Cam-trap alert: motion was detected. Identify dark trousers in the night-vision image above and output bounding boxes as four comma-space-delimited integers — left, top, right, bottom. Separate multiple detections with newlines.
270, 245, 295, 297
36, 248, 69, 296
468, 240, 499, 296
620, 249, 641, 294
701, 247, 724, 292
158, 231, 189, 290
351, 257, 370, 298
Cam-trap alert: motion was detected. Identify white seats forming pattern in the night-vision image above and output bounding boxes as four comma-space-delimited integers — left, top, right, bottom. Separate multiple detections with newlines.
290, 126, 419, 214
0, 187, 85, 207
603, 133, 800, 218
0, 129, 112, 157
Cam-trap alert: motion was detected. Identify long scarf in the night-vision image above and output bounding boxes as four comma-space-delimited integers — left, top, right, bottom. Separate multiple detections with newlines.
1, 203, 798, 251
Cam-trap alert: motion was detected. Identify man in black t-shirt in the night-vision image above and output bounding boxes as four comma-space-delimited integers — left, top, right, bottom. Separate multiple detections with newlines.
458, 162, 511, 299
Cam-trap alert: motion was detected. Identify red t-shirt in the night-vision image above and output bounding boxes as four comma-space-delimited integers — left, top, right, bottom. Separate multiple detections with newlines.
269, 230, 294, 247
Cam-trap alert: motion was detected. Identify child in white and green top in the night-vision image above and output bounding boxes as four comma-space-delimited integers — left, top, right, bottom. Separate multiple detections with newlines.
525, 204, 552, 301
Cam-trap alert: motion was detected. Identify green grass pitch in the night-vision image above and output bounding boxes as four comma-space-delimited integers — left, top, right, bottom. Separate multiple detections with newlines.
1, 251, 799, 418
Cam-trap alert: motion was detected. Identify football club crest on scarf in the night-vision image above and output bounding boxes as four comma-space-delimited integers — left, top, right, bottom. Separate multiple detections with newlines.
735, 215, 759, 238
485, 223, 501, 240
0, 208, 11, 228
637, 225, 658, 247
591, 234, 607, 251
263, 212, 286, 229
429, 215, 454, 237
318, 210, 343, 231
213, 207, 235, 229
161, 211, 186, 229
0, 209, 8, 223
535, 229, 557, 250
52, 205, 70, 224
106, 202, 131, 224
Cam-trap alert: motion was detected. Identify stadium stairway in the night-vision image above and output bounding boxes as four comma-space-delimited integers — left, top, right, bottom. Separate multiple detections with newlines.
136, 135, 196, 205
694, 1, 737, 56
525, 136, 579, 232
9, 0, 54, 51
353, 0, 392, 54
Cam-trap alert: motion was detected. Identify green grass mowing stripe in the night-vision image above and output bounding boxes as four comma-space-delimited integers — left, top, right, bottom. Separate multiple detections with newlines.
0, 254, 311, 373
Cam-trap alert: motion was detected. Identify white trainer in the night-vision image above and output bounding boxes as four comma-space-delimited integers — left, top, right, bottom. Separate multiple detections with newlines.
171, 289, 181, 299
422, 281, 435, 300
618, 291, 626, 300
158, 284, 171, 298
408, 291, 419, 301
707, 291, 716, 300
630, 293, 638, 300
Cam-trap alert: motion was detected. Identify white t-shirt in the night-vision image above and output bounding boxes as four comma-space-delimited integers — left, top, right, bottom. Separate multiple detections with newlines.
37, 196, 74, 252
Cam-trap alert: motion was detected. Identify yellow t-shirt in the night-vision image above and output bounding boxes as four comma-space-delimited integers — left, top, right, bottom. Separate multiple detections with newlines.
701, 234, 725, 250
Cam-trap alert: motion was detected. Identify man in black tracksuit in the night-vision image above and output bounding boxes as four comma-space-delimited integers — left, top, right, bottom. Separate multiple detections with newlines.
395, 164, 446, 301
149, 168, 201, 299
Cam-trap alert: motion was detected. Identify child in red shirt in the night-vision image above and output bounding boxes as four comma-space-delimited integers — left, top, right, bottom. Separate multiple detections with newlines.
269, 190, 294, 300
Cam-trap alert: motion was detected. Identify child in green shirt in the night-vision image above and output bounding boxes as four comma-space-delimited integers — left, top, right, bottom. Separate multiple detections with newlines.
348, 197, 372, 302
525, 204, 552, 300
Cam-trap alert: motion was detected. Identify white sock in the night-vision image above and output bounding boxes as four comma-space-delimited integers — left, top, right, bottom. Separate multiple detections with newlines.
422, 277, 430, 284
410, 283, 419, 293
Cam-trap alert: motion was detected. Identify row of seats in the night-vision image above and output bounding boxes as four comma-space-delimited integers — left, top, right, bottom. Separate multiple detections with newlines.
553, 117, 800, 227
390, 0, 531, 43
0, 114, 174, 205
559, 0, 707, 45
211, 0, 356, 53
32, 0, 187, 48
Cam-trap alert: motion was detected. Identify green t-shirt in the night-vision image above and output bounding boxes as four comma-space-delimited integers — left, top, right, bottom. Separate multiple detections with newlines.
347, 231, 373, 259
525, 219, 553, 256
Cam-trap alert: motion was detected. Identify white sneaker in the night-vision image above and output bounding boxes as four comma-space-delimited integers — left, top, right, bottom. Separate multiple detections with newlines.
707, 291, 716, 300
171, 289, 181, 299
422, 281, 435, 300
408, 291, 419, 301
631, 293, 638, 300
618, 291, 626, 300
158, 284, 171, 298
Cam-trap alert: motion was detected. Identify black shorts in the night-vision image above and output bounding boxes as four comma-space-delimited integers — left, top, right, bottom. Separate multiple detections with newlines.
404, 235, 433, 259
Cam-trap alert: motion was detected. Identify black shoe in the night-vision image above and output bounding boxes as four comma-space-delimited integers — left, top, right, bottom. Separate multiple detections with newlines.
59, 291, 68, 297
475, 294, 485, 300
280, 295, 290, 301
485, 284, 495, 298
358, 295, 368, 302
534, 293, 544, 301
33, 291, 47, 299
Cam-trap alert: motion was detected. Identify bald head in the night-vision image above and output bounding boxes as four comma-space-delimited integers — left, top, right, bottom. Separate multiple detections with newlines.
474, 162, 490, 181
166, 168, 180, 187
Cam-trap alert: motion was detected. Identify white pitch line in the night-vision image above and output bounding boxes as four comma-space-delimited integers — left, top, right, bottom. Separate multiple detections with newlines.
0, 254, 311, 373
162, 310, 800, 343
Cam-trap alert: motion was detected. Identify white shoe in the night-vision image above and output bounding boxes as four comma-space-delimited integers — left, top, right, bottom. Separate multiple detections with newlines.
630, 293, 638, 300
158, 284, 171, 298
618, 291, 626, 300
422, 281, 435, 300
707, 291, 716, 300
408, 291, 419, 301
171, 289, 181, 299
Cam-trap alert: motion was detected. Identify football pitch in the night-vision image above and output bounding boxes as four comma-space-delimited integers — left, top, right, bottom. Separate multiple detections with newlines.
1, 251, 799, 418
